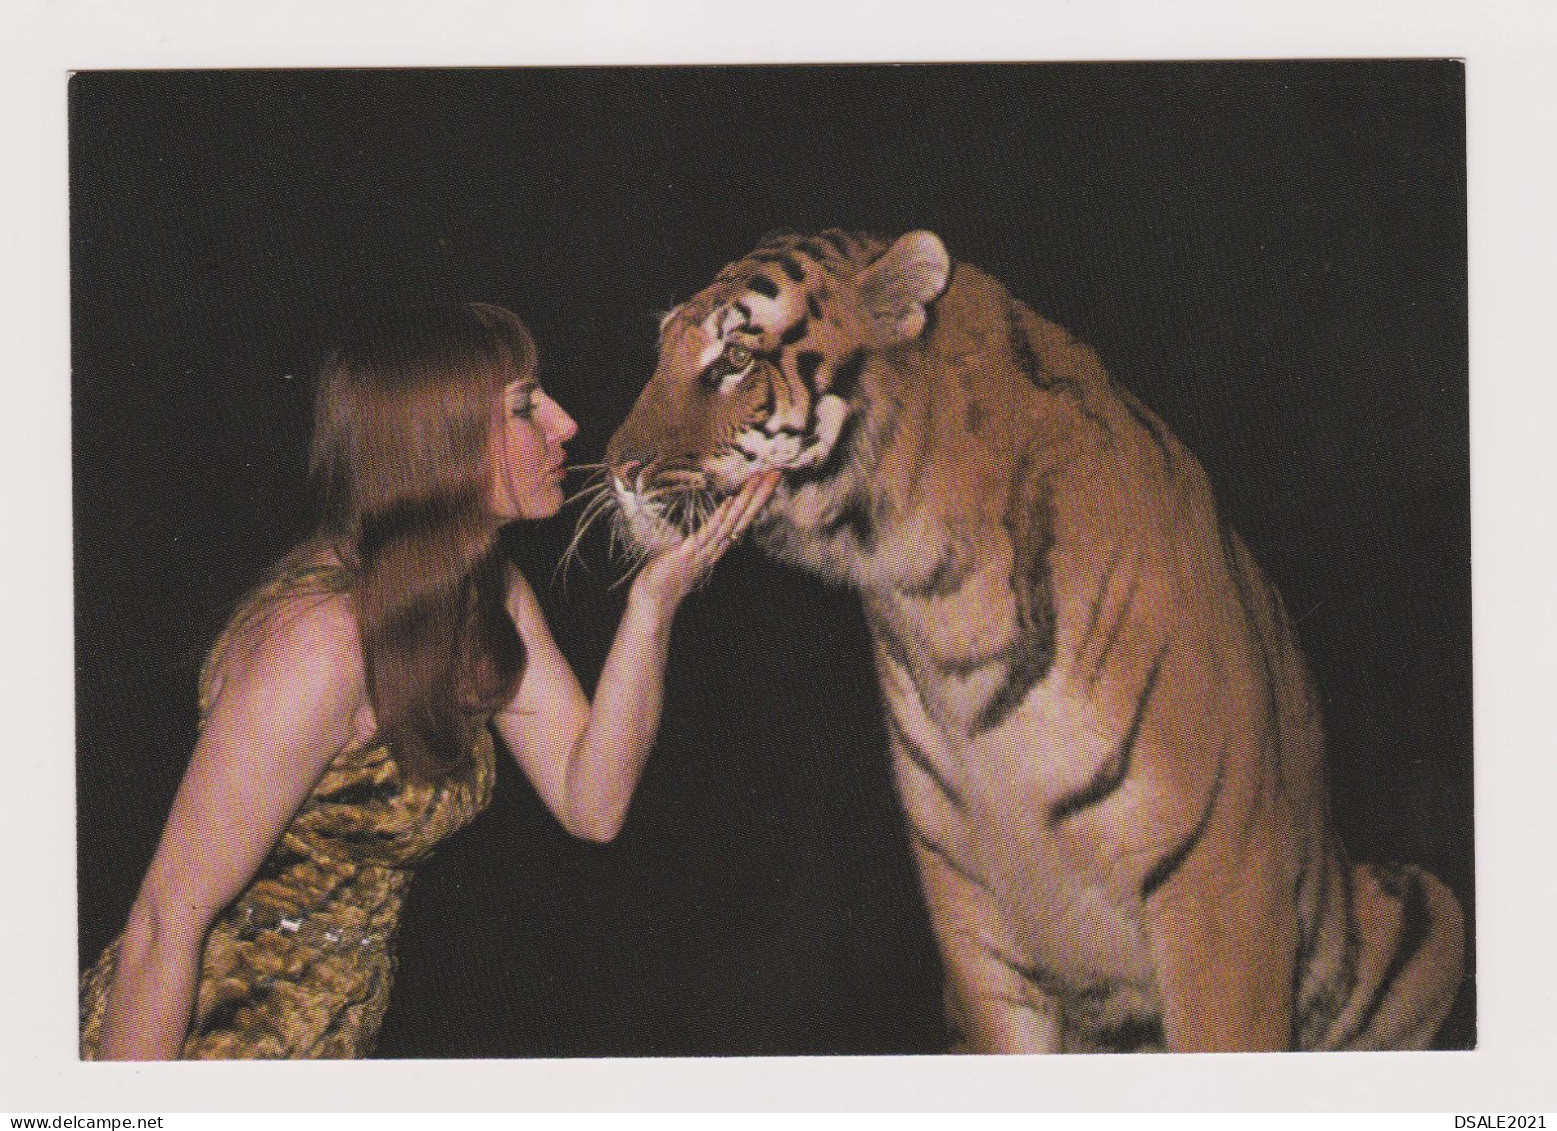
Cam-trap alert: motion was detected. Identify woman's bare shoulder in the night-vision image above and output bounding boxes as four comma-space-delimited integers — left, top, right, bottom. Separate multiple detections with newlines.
256, 588, 361, 666
211, 583, 365, 708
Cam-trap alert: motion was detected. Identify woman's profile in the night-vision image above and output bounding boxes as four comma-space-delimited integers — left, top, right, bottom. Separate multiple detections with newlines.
79, 301, 776, 1059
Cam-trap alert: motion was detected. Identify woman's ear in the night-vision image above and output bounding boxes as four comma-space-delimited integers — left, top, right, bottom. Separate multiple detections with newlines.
855, 230, 952, 345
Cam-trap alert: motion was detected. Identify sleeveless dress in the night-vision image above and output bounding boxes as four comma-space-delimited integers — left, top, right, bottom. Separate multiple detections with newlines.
80, 563, 497, 1059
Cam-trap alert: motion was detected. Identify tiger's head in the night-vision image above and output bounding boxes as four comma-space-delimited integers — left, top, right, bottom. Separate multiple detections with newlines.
601, 229, 952, 567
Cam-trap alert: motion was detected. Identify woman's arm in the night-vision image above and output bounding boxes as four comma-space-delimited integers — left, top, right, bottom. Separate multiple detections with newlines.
95, 593, 366, 1060
494, 472, 777, 843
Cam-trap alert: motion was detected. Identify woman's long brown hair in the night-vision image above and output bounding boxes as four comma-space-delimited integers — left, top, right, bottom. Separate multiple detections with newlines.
295, 301, 533, 782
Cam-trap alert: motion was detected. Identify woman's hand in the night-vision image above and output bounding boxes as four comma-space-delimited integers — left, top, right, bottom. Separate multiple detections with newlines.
629, 470, 780, 614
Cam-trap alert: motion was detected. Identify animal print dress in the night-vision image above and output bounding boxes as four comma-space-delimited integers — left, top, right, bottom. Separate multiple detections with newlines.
80, 564, 496, 1059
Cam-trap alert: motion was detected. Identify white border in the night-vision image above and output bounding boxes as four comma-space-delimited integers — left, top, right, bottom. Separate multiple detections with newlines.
4, 0, 1555, 1113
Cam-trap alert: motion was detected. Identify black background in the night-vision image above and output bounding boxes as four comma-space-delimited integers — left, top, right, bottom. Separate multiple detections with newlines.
72, 62, 1471, 1055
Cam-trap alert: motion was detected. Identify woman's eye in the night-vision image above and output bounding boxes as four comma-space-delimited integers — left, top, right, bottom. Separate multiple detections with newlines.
510, 390, 536, 417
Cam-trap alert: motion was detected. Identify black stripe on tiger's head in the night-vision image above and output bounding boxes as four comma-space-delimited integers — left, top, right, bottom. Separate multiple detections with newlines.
601, 230, 952, 560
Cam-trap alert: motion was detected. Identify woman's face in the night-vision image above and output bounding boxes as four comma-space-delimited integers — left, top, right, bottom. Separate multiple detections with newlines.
490, 376, 579, 521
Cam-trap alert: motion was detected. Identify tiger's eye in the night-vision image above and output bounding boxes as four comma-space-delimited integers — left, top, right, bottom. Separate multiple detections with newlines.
726, 344, 752, 369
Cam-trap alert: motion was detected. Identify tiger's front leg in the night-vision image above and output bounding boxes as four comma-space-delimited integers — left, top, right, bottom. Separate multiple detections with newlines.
874, 637, 1059, 1052
910, 837, 1062, 1054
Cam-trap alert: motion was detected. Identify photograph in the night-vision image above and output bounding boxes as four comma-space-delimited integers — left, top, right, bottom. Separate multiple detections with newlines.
70, 61, 1471, 1062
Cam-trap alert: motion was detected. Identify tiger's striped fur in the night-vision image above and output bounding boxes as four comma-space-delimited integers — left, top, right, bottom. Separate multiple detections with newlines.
603, 229, 1466, 1052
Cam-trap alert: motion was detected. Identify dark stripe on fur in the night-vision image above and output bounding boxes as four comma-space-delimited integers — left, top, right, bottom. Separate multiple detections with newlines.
1118, 387, 1175, 473
1097, 1015, 1166, 1052
786, 411, 861, 490
775, 254, 807, 281
1293, 854, 1358, 1050
1141, 747, 1227, 901
887, 708, 967, 814
936, 649, 1011, 680
829, 348, 867, 399
1339, 866, 1434, 1048
795, 350, 824, 391
908, 826, 984, 887
1292, 855, 1323, 994
806, 293, 824, 320
747, 274, 779, 299
975, 466, 1056, 733
823, 493, 878, 553
1217, 521, 1291, 803
760, 422, 808, 440
1310, 863, 1363, 1048
965, 401, 987, 434
1048, 641, 1170, 827
779, 316, 810, 346
1088, 572, 1141, 688
818, 229, 855, 257
1077, 543, 1128, 658
873, 610, 914, 674
974, 645, 1047, 735
973, 647, 1052, 733
990, 949, 1068, 1000
1007, 300, 1115, 436
898, 543, 973, 600
990, 953, 1166, 1051
1007, 301, 1056, 390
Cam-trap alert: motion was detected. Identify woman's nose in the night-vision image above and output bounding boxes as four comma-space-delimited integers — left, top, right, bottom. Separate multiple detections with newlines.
549, 402, 579, 444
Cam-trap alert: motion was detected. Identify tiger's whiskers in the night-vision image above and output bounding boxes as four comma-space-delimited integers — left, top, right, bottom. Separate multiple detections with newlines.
555, 460, 721, 593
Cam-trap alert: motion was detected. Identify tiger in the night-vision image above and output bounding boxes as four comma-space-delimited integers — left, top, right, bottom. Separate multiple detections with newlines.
595, 228, 1466, 1053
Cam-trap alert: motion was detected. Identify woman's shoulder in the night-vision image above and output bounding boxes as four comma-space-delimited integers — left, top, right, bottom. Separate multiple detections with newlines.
246, 587, 361, 668
203, 546, 364, 710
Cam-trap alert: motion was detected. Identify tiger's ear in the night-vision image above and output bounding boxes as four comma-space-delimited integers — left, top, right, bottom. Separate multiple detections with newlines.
856, 230, 952, 345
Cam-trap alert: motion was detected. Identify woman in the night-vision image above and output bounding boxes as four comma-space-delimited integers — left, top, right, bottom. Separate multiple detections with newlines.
79, 302, 777, 1059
